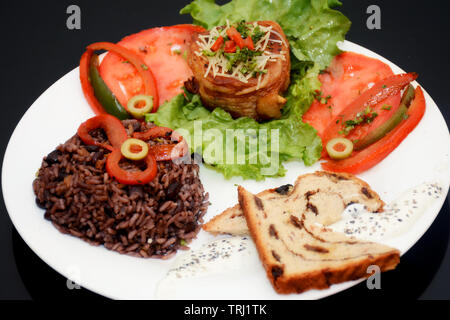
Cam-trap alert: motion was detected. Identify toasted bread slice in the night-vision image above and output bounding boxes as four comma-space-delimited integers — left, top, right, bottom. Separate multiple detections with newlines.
237, 184, 399, 294
203, 171, 384, 235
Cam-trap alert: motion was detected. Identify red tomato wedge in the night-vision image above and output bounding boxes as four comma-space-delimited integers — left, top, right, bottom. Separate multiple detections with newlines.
321, 86, 426, 174
99, 24, 204, 109
303, 52, 399, 138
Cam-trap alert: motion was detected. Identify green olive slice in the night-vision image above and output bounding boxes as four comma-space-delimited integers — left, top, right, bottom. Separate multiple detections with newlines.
121, 138, 149, 161
326, 137, 354, 160
127, 95, 154, 119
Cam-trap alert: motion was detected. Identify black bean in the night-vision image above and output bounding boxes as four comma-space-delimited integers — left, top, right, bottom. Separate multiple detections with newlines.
58, 168, 68, 180
166, 182, 180, 200
91, 150, 104, 164
85, 145, 100, 152
184, 222, 197, 233
104, 203, 114, 216
35, 198, 46, 209
45, 150, 61, 165
129, 185, 144, 198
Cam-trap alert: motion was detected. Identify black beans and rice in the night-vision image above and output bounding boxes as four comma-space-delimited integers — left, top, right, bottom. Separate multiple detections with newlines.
33, 120, 209, 259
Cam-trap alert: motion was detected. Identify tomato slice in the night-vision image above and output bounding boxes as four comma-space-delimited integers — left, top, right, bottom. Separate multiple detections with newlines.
99, 24, 204, 109
303, 52, 398, 138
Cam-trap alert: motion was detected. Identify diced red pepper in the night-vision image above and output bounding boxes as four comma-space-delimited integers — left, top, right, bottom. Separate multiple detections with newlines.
243, 37, 255, 50
226, 27, 245, 49
321, 86, 426, 174
211, 36, 224, 52
77, 114, 128, 151
133, 126, 173, 140
224, 40, 237, 53
106, 149, 157, 185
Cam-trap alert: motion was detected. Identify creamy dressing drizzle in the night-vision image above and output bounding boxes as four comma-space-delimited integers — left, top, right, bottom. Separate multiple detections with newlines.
330, 182, 445, 241
155, 181, 446, 297
155, 236, 259, 298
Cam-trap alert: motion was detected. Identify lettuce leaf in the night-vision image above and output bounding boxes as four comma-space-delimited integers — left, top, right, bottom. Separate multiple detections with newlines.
180, 0, 351, 69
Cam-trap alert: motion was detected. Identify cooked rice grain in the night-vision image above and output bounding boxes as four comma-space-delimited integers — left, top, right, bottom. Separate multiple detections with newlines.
33, 120, 209, 259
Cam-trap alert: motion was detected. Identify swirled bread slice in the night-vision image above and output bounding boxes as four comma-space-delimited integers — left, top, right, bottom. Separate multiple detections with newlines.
203, 171, 384, 235
237, 184, 399, 294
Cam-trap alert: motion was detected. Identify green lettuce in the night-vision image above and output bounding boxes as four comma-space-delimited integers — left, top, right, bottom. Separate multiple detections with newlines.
146, 0, 350, 180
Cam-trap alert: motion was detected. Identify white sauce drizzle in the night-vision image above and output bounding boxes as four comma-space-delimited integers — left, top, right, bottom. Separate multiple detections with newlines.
155, 236, 259, 299
330, 182, 446, 241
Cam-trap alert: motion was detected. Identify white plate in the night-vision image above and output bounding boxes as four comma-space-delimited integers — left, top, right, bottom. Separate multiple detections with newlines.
2, 41, 450, 300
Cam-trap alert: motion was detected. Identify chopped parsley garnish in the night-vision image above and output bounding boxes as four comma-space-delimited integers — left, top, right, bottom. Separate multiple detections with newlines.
251, 25, 265, 43
314, 91, 332, 104
224, 47, 262, 75
202, 49, 217, 57
340, 107, 379, 135
382, 104, 392, 111
236, 20, 250, 38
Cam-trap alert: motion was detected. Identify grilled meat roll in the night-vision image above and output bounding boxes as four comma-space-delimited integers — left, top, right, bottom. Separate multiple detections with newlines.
186, 21, 291, 121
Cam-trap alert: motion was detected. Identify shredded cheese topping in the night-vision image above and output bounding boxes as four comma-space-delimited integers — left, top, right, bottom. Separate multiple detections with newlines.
195, 21, 286, 90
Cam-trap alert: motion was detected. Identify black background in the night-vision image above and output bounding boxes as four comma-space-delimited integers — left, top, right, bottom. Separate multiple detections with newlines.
0, 0, 449, 301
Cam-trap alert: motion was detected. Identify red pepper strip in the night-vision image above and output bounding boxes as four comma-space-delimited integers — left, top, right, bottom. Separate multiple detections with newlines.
77, 114, 128, 151
224, 40, 237, 53
243, 37, 255, 50
80, 49, 108, 116
132, 126, 173, 140
211, 36, 224, 52
86, 42, 160, 112
321, 86, 426, 174
132, 127, 188, 161
322, 73, 418, 152
226, 27, 245, 48
106, 149, 157, 185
